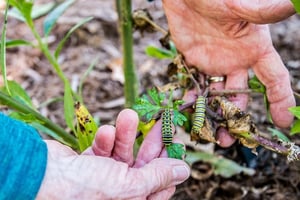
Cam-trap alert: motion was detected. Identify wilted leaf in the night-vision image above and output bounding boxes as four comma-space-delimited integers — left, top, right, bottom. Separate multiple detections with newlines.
185, 151, 255, 178
138, 119, 156, 137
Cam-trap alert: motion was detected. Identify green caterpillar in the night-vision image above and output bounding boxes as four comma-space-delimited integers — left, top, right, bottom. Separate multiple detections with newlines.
161, 108, 173, 146
192, 96, 206, 133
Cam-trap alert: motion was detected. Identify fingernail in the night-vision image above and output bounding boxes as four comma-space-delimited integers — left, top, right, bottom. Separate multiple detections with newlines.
173, 165, 190, 183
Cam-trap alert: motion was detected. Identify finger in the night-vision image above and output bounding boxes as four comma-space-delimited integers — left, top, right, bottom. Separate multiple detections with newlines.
225, 0, 295, 23
209, 80, 225, 92
216, 127, 236, 147
148, 187, 176, 200
113, 109, 139, 165
253, 48, 295, 128
225, 70, 249, 110
214, 70, 249, 147
208, 77, 237, 147
91, 125, 116, 157
134, 120, 164, 167
128, 158, 189, 197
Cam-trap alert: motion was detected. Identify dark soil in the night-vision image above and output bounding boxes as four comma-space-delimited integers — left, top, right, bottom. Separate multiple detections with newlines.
1, 0, 300, 199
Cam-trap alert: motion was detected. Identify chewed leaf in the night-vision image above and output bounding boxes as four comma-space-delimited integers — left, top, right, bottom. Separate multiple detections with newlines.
166, 143, 186, 160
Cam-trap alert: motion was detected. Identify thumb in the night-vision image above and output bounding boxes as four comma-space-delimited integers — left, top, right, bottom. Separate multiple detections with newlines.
129, 158, 190, 197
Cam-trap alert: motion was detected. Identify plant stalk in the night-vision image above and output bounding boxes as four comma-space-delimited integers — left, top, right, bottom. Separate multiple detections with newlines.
116, 0, 139, 108
0, 91, 78, 148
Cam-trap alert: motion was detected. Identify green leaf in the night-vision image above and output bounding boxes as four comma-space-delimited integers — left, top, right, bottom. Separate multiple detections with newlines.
249, 76, 272, 122
289, 106, 300, 119
148, 88, 165, 106
172, 110, 187, 126
7, 8, 25, 21
185, 151, 255, 178
0, 80, 33, 108
43, 0, 75, 36
290, 119, 300, 135
166, 143, 186, 159
31, 122, 75, 146
4, 39, 33, 48
133, 96, 161, 122
268, 127, 290, 142
169, 41, 178, 55
9, 0, 33, 23
55, 17, 93, 59
9, 111, 42, 123
31, 2, 56, 19
8, 2, 55, 21
248, 76, 265, 93
63, 83, 75, 130
145, 46, 175, 59
291, 0, 300, 14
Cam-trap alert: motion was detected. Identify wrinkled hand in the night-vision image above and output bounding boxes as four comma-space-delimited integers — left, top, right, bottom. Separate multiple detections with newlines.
163, 0, 296, 146
36, 109, 190, 200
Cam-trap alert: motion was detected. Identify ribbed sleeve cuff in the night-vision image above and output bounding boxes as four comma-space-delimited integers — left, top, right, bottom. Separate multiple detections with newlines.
0, 113, 48, 200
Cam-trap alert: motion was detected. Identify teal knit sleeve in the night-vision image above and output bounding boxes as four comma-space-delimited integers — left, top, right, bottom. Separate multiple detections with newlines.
0, 113, 47, 200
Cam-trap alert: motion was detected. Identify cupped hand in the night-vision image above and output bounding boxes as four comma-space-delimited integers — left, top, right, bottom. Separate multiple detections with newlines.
36, 109, 190, 200
163, 0, 296, 146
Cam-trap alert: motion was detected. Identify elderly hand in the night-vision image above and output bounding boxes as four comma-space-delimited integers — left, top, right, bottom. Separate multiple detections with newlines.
163, 0, 296, 146
36, 109, 190, 200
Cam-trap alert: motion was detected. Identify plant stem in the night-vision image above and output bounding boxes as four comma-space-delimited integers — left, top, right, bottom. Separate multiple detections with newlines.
0, 91, 78, 148
1, 0, 11, 95
116, 0, 139, 108
28, 21, 67, 83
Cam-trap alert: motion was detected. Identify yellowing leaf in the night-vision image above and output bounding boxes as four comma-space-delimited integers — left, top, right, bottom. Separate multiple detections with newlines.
75, 102, 97, 152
